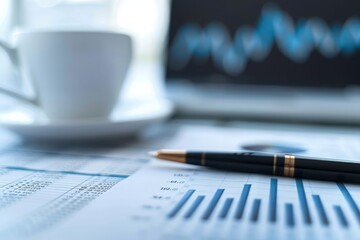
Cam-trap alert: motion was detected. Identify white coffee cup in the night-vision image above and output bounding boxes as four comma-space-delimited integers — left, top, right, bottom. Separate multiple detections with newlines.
0, 30, 132, 122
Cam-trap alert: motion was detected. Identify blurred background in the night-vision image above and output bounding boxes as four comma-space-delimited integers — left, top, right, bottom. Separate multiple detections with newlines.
1, 0, 360, 124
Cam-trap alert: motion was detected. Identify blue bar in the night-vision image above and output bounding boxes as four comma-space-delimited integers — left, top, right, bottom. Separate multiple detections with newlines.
168, 189, 195, 218
250, 199, 261, 222
296, 179, 312, 224
184, 195, 205, 219
201, 189, 225, 220
312, 195, 329, 226
269, 178, 277, 222
235, 184, 251, 219
285, 203, 295, 227
219, 198, 234, 219
337, 183, 360, 224
334, 205, 348, 228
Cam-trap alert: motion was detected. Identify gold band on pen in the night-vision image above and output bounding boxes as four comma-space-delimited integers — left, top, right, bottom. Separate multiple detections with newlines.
284, 155, 295, 177
201, 153, 206, 166
284, 155, 290, 177
273, 154, 277, 175
289, 156, 295, 177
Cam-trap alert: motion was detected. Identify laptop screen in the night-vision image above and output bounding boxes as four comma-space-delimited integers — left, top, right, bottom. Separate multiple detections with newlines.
166, 0, 360, 88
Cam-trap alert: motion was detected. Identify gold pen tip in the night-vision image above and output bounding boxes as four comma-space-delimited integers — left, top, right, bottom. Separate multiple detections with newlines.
148, 149, 186, 163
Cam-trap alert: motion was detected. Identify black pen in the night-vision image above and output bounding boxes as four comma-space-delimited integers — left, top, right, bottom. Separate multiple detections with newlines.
150, 150, 360, 183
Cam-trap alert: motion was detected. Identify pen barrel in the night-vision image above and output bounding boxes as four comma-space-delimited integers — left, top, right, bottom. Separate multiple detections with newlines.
186, 152, 360, 175
186, 152, 275, 165
290, 156, 360, 173
185, 151, 360, 183
204, 161, 360, 184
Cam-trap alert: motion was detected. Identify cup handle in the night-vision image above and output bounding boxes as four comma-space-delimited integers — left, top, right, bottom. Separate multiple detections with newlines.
0, 41, 38, 106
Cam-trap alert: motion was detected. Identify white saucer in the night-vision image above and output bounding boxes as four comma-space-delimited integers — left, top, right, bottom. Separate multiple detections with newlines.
0, 99, 173, 140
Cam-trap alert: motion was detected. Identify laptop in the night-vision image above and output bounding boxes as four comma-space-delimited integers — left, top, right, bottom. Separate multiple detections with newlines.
165, 0, 360, 123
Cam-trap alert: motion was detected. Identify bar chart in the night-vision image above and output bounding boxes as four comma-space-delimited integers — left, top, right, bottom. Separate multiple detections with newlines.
167, 177, 360, 229
107, 160, 360, 240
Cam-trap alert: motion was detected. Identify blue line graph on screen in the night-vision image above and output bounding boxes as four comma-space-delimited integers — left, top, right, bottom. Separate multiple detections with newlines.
168, 4, 360, 75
